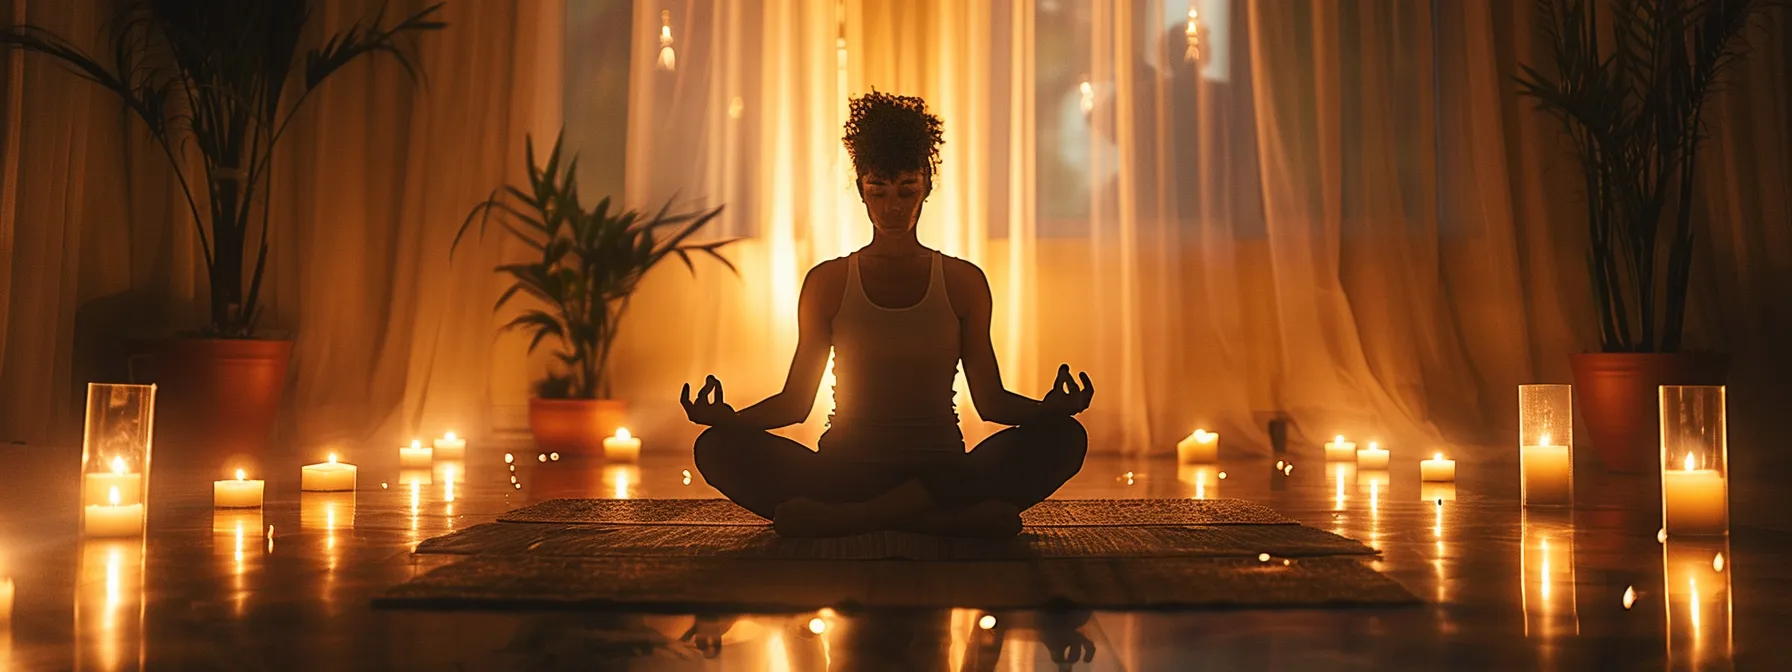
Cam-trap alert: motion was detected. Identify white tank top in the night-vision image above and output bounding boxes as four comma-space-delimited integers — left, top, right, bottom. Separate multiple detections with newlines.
826, 251, 963, 446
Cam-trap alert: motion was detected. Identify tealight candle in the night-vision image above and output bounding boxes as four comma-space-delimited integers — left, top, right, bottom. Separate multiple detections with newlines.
82, 456, 142, 507
1323, 434, 1358, 461
1662, 453, 1727, 535
399, 439, 433, 470
432, 431, 467, 460
1356, 441, 1389, 470
603, 427, 642, 462
1420, 453, 1456, 482
300, 453, 357, 492
1521, 434, 1573, 505
1176, 429, 1219, 463
213, 469, 265, 508
84, 486, 144, 537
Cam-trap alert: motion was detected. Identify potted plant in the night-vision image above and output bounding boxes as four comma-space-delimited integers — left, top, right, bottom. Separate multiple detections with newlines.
1516, 0, 1772, 472
455, 133, 737, 456
3, 1, 446, 469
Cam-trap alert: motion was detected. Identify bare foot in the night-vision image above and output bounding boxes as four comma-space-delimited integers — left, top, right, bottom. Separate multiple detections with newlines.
899, 500, 1023, 538
772, 497, 882, 538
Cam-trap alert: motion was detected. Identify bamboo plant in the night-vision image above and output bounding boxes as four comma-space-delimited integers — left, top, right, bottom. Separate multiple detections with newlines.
2, 0, 447, 337
454, 133, 738, 400
1515, 0, 1775, 352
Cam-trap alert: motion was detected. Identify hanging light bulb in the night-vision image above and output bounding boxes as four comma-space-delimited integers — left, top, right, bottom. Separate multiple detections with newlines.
1185, 7, 1204, 63
657, 9, 677, 72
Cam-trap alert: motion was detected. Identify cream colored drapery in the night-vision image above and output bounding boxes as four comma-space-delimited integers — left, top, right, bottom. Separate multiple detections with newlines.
608, 0, 1790, 458
0, 0, 563, 450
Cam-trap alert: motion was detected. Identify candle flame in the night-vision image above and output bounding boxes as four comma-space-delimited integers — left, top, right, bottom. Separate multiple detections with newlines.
411, 439, 422, 450
445, 431, 457, 441
1713, 553, 1725, 572
328, 453, 338, 464
1369, 441, 1379, 451
1684, 453, 1695, 471
236, 469, 246, 481
1334, 434, 1345, 444
108, 486, 120, 506
111, 456, 126, 474
1539, 434, 1551, 447
616, 427, 632, 440
1434, 453, 1443, 461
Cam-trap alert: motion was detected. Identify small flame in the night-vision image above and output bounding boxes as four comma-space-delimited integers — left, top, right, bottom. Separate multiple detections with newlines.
1684, 453, 1695, 471
108, 486, 121, 506
111, 456, 126, 474
411, 439, 422, 450
1369, 441, 1380, 451
1539, 434, 1551, 447
1622, 586, 1637, 609
616, 427, 632, 440
445, 431, 457, 441
1713, 553, 1725, 572
1434, 453, 1443, 461
235, 469, 246, 481
1334, 434, 1345, 444
328, 453, 338, 464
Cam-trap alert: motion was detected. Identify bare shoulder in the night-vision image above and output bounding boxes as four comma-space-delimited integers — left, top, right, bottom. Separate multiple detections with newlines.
939, 254, 991, 316
804, 257, 849, 287
799, 257, 849, 316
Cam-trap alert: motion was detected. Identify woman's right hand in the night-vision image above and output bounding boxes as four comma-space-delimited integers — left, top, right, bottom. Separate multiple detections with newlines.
681, 375, 740, 427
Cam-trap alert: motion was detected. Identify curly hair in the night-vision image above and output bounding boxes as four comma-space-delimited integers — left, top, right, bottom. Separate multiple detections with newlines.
841, 90, 944, 186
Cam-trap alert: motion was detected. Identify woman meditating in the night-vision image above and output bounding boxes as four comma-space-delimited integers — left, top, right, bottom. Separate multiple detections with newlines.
682, 91, 1094, 538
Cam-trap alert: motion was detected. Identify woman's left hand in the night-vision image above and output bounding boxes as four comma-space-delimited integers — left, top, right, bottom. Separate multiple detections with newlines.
1039, 364, 1094, 417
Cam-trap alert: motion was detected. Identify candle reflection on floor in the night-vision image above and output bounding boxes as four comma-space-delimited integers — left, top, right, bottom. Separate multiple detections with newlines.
1178, 464, 1218, 500
1665, 536, 1733, 668
1520, 509, 1579, 643
605, 465, 640, 500
75, 539, 143, 672
213, 510, 262, 617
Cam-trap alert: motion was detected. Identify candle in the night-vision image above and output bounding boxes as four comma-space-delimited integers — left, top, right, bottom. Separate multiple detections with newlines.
1176, 429, 1219, 463
82, 456, 142, 507
84, 486, 144, 537
1356, 441, 1389, 470
433, 431, 467, 460
300, 453, 357, 492
1420, 453, 1456, 482
603, 427, 642, 462
1324, 434, 1358, 461
212, 469, 265, 508
399, 439, 433, 470
1522, 435, 1573, 505
1663, 453, 1728, 535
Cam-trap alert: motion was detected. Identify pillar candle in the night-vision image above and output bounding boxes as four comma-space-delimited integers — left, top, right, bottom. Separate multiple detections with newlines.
1663, 455, 1728, 535
300, 454, 357, 492
1522, 439, 1573, 505
1356, 441, 1389, 470
1420, 453, 1456, 482
603, 428, 642, 462
84, 486, 144, 537
432, 431, 467, 460
398, 439, 433, 470
213, 469, 265, 508
82, 456, 142, 507
1177, 429, 1219, 463
1324, 435, 1358, 461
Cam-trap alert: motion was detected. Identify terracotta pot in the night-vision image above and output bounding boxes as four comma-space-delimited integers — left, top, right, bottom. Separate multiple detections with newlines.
1569, 352, 1728, 474
131, 338, 293, 474
528, 398, 628, 456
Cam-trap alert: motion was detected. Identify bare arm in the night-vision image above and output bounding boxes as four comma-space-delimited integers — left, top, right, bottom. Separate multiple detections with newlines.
955, 263, 1047, 426
730, 261, 840, 430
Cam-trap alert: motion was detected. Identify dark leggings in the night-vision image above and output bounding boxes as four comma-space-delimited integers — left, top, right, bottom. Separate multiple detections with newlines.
693, 416, 1089, 520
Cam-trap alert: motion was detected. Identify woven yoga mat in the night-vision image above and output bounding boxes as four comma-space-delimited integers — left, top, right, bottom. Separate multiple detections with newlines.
416, 521, 1374, 561
376, 554, 1419, 611
497, 497, 1295, 527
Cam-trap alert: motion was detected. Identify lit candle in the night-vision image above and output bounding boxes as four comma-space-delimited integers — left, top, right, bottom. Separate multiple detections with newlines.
1420, 453, 1456, 482
1356, 441, 1389, 470
1662, 453, 1728, 535
1522, 434, 1572, 505
300, 453, 357, 492
82, 456, 142, 507
603, 427, 642, 462
1177, 429, 1219, 463
1324, 434, 1358, 461
84, 486, 144, 537
432, 431, 467, 460
399, 439, 433, 470
212, 469, 265, 508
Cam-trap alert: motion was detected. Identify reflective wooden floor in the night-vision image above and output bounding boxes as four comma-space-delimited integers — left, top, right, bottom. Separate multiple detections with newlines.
2, 435, 1790, 671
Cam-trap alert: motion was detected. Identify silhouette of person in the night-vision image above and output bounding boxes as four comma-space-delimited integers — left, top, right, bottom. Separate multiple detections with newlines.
683, 91, 1094, 538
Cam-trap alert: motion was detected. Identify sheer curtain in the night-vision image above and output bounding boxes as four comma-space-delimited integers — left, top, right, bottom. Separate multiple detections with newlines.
606, 0, 1790, 460
0, 0, 563, 451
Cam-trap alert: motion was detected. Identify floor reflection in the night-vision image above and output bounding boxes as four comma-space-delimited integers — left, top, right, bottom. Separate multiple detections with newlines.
75, 539, 143, 672
1521, 508, 1580, 641
1665, 535, 1733, 669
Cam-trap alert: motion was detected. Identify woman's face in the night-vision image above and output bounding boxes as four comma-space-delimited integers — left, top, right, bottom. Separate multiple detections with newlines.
859, 170, 928, 234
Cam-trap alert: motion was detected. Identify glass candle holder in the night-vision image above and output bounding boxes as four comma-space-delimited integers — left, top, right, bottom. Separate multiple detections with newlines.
80, 383, 157, 536
1660, 386, 1729, 536
1520, 509, 1580, 639
1519, 384, 1573, 507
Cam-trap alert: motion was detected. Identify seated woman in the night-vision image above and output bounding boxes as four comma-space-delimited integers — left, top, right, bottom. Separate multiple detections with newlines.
682, 91, 1093, 538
